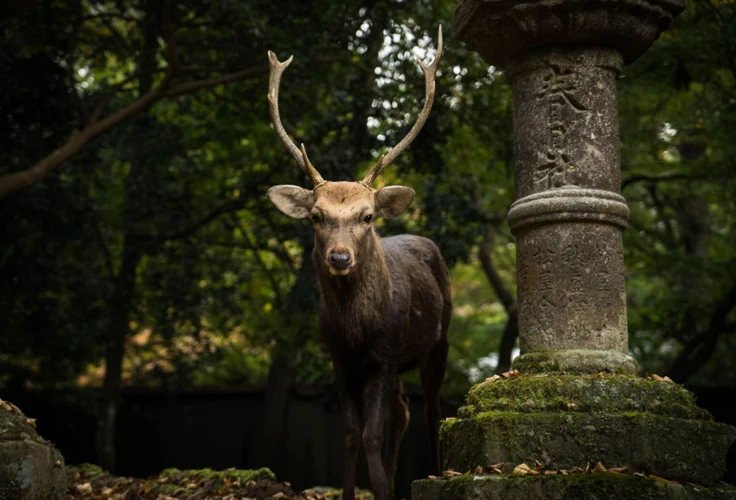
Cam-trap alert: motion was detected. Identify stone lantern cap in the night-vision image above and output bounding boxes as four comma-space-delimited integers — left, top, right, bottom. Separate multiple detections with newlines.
453, 0, 686, 67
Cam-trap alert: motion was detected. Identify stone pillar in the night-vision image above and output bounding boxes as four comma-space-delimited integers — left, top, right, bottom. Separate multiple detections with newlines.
506, 47, 633, 374
451, 0, 691, 374
411, 1, 736, 498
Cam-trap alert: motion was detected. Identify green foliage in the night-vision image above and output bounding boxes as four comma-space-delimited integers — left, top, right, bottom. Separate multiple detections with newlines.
0, 0, 734, 397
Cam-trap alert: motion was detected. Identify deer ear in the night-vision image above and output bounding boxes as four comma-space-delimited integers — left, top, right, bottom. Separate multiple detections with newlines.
267, 185, 314, 219
375, 186, 416, 219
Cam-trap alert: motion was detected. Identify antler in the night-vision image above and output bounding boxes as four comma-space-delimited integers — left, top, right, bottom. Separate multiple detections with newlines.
267, 51, 326, 187
362, 25, 444, 187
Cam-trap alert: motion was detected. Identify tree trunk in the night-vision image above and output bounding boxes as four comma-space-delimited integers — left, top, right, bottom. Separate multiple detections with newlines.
96, 240, 142, 472
477, 223, 519, 373
95, 0, 159, 472
251, 240, 318, 470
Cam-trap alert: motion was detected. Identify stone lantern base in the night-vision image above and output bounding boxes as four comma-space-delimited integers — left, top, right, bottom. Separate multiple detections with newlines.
413, 473, 736, 500
411, 374, 736, 499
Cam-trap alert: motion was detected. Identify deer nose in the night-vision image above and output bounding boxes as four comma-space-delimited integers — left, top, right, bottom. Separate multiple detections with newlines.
329, 252, 352, 270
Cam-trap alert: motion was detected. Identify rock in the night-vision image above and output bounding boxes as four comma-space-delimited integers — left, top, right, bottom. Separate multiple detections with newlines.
0, 399, 66, 499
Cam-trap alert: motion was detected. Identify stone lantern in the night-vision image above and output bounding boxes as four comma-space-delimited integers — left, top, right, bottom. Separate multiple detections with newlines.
412, 1, 736, 498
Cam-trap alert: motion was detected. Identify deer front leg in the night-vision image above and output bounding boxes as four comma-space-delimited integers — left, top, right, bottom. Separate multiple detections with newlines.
383, 378, 409, 500
336, 367, 362, 500
362, 371, 392, 500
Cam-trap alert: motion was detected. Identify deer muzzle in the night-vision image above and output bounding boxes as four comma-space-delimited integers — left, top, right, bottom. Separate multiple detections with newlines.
328, 249, 353, 275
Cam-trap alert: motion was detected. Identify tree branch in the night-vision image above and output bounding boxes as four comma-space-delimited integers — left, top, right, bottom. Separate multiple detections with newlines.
479, 223, 515, 313
621, 173, 693, 190
159, 195, 251, 241
0, 8, 268, 200
667, 282, 736, 382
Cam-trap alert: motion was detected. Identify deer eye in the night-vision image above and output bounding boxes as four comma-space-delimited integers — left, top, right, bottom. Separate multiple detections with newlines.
311, 214, 321, 223
363, 214, 373, 224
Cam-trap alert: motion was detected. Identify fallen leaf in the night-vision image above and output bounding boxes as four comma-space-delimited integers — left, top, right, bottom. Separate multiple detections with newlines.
513, 463, 531, 475
25, 418, 36, 428
593, 462, 606, 473
101, 487, 114, 495
544, 470, 557, 475
474, 466, 484, 474
559, 470, 568, 475
501, 369, 522, 379
442, 470, 463, 477
484, 375, 502, 383
75, 482, 93, 493
650, 374, 674, 383
609, 466, 628, 473
491, 467, 503, 474
428, 475, 438, 479
584, 462, 590, 473
633, 472, 646, 478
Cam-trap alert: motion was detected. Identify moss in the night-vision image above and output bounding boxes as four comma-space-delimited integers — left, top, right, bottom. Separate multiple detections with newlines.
158, 483, 185, 495
441, 409, 735, 486
512, 350, 639, 375
159, 467, 276, 484
460, 374, 710, 420
413, 473, 736, 500
76, 463, 106, 479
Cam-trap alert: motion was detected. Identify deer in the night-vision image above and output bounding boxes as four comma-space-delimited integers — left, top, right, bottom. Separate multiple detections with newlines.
265, 26, 450, 500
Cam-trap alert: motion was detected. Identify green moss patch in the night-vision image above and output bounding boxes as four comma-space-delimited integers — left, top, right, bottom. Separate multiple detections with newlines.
67, 464, 374, 499
459, 374, 710, 420
441, 409, 735, 486
412, 473, 736, 500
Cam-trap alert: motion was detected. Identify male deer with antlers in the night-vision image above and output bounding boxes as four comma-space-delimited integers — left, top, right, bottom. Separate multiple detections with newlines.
265, 27, 449, 500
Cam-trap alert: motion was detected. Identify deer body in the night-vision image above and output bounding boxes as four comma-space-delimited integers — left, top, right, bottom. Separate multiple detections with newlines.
265, 27, 448, 500
317, 233, 451, 500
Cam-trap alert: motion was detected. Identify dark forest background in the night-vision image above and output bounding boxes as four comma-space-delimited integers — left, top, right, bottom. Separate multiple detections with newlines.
1, 0, 735, 496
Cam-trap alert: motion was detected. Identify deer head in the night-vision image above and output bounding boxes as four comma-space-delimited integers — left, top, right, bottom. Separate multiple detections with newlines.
267, 26, 443, 276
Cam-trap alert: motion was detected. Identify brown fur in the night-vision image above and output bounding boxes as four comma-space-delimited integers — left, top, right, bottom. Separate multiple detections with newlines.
267, 181, 452, 500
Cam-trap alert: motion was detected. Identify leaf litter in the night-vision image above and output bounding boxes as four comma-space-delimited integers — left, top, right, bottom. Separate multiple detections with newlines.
66, 465, 374, 500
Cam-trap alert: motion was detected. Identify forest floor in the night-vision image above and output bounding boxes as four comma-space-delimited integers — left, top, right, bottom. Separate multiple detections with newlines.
65, 464, 375, 500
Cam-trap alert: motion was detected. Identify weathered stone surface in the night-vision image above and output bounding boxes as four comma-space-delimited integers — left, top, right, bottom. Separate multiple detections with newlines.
442, 412, 734, 486
453, 0, 687, 67
459, 374, 711, 419
413, 474, 736, 500
512, 350, 638, 375
0, 405, 66, 500
500, 46, 634, 373
439, 376, 736, 486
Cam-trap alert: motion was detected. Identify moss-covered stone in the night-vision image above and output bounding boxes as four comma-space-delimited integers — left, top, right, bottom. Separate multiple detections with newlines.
460, 374, 711, 420
442, 410, 734, 486
412, 473, 736, 500
512, 350, 639, 375
440, 375, 736, 486
0, 405, 66, 500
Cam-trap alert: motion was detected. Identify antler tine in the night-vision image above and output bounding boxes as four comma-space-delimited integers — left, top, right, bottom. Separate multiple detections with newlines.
267, 51, 325, 187
362, 25, 443, 187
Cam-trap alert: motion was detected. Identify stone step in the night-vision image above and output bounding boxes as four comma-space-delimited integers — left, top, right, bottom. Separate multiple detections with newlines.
412, 474, 736, 500
440, 375, 736, 486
